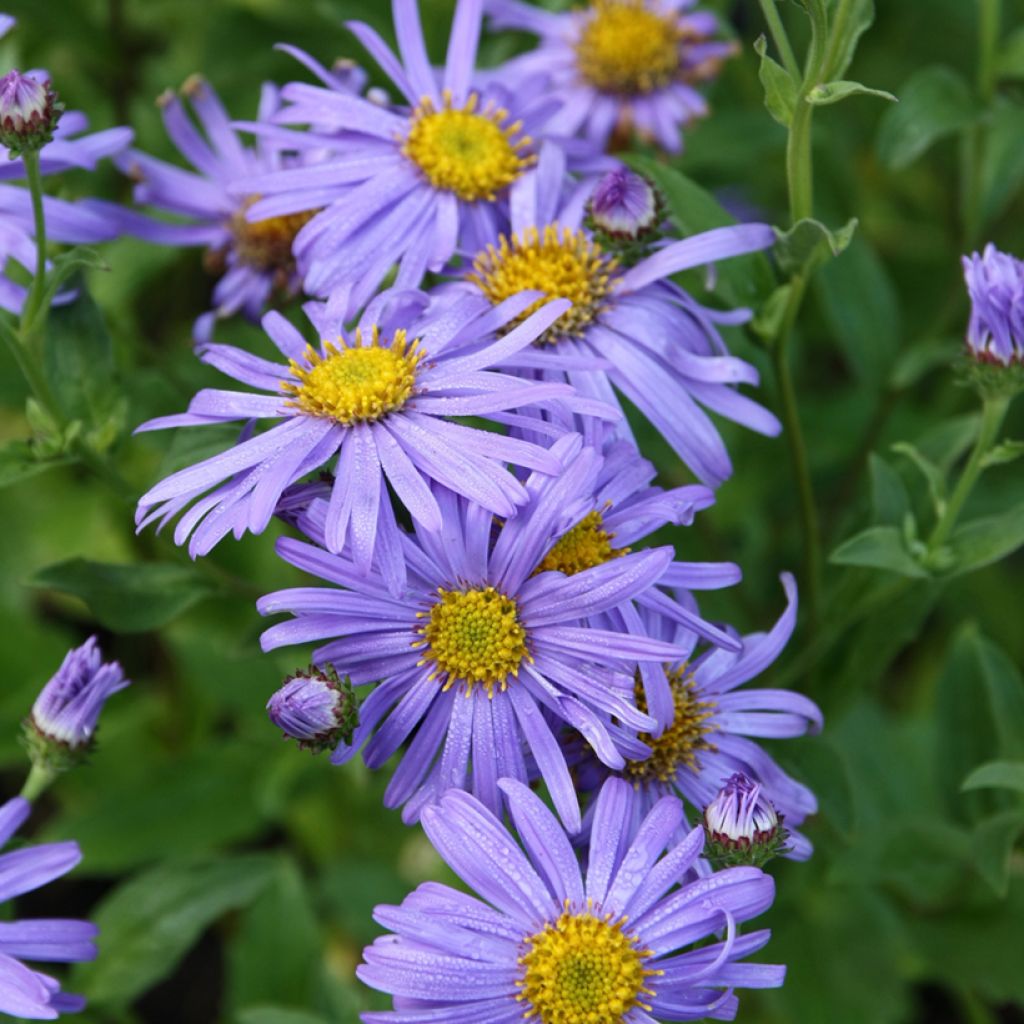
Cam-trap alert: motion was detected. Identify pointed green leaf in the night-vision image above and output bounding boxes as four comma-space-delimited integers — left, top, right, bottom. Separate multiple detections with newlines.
981, 439, 1024, 468
891, 441, 946, 517
830, 525, 928, 577
807, 80, 896, 105
774, 217, 857, 277
947, 501, 1024, 575
868, 454, 909, 527
972, 811, 1024, 896
962, 761, 1024, 795
754, 34, 798, 127
822, 0, 875, 79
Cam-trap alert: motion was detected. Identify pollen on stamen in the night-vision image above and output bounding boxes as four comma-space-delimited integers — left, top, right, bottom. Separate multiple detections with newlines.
535, 508, 628, 576
282, 326, 423, 425
469, 225, 618, 345
402, 88, 535, 202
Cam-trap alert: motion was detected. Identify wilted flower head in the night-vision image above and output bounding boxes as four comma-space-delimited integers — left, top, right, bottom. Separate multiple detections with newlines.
587, 165, 660, 241
0, 797, 97, 1018
704, 772, 787, 868
28, 637, 129, 753
963, 243, 1024, 365
0, 70, 62, 154
267, 666, 357, 753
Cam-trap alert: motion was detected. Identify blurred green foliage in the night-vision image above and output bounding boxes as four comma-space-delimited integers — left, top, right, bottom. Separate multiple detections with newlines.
2, 0, 1024, 1021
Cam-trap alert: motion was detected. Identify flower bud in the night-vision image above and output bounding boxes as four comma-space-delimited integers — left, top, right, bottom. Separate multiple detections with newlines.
0, 70, 63, 155
587, 167, 661, 242
24, 637, 130, 770
703, 773, 787, 868
267, 665, 357, 753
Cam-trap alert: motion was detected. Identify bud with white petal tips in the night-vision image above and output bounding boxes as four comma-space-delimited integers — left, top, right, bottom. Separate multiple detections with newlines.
703, 772, 788, 868
267, 665, 357, 754
0, 70, 63, 156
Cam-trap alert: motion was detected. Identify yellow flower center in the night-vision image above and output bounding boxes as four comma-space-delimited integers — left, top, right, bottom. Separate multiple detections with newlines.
536, 510, 628, 576
518, 906, 659, 1023
414, 586, 530, 697
282, 327, 423, 425
402, 90, 535, 202
624, 666, 716, 782
575, 1, 682, 95
469, 226, 618, 345
230, 195, 317, 271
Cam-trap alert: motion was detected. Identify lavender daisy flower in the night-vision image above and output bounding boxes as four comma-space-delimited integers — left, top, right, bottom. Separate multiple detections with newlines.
135, 287, 608, 570
29, 636, 129, 751
575, 573, 822, 859
446, 145, 780, 486
109, 74, 339, 342
232, 0, 603, 309
488, 0, 737, 153
258, 433, 691, 831
359, 777, 784, 1022
0, 797, 97, 1019
962, 243, 1024, 365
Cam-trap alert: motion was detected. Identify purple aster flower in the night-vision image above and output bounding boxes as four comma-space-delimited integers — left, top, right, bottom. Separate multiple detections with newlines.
109, 74, 341, 342
574, 573, 822, 860
0, 797, 97, 1019
29, 636, 129, 751
232, 0, 606, 310
135, 287, 611, 572
359, 777, 784, 1022
704, 772, 788, 868
258, 433, 692, 831
588, 165, 661, 240
267, 665, 358, 753
444, 145, 780, 486
488, 0, 737, 153
962, 243, 1024, 365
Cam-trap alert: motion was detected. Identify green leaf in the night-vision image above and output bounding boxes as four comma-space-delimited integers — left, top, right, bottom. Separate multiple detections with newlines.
236, 1010, 329, 1024
822, 0, 875, 80
806, 80, 896, 105
830, 525, 928, 577
876, 65, 975, 170
751, 283, 793, 342
981, 438, 1024, 468
947, 501, 1024, 575
31, 558, 216, 632
774, 217, 857, 277
979, 101, 1024, 226
962, 760, 1024, 795
972, 811, 1024, 896
996, 24, 1024, 79
868, 453, 909, 527
228, 858, 323, 1013
623, 156, 774, 306
887, 337, 960, 389
0, 440, 69, 488
754, 34, 798, 127
74, 855, 276, 1007
891, 441, 946, 517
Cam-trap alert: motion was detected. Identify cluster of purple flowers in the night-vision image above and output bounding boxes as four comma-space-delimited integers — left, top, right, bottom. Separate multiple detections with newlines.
114, 1, 825, 1018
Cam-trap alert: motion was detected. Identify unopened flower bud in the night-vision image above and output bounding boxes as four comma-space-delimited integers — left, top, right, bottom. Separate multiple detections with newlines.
703, 773, 787, 868
24, 637, 130, 772
267, 665, 357, 753
0, 70, 63, 156
587, 167, 661, 243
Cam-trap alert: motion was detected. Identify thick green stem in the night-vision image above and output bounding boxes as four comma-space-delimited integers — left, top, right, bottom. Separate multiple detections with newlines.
20, 151, 49, 337
20, 760, 59, 802
929, 394, 1009, 549
757, 0, 801, 80
977, 0, 1002, 102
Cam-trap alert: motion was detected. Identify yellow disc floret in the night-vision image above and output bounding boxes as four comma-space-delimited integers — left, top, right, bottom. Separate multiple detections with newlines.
518, 905, 660, 1023
283, 327, 423, 425
230, 196, 316, 271
575, 1, 682, 95
414, 586, 530, 696
470, 225, 618, 345
625, 666, 716, 782
403, 89, 535, 202
536, 510, 627, 576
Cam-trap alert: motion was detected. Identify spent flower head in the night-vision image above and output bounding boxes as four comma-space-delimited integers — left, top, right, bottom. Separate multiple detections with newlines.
25, 637, 129, 769
704, 772, 789, 868
267, 665, 358, 753
0, 70, 63, 155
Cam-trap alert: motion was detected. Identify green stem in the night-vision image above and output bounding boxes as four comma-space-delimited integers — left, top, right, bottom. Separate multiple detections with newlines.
20, 151, 49, 337
977, 0, 1002, 102
821, 0, 857, 79
772, 276, 822, 631
757, 0, 801, 80
20, 760, 59, 802
0, 317, 63, 427
929, 394, 1009, 549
